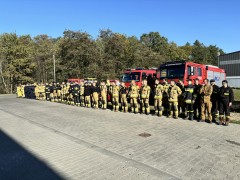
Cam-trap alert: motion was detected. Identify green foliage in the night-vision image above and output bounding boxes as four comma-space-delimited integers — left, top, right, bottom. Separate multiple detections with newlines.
0, 30, 224, 93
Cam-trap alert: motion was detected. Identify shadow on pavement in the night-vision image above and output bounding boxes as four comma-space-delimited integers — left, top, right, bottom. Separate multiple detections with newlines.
0, 130, 64, 180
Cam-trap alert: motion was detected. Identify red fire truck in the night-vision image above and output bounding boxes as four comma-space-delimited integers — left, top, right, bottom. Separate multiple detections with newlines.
158, 61, 226, 86
121, 68, 157, 88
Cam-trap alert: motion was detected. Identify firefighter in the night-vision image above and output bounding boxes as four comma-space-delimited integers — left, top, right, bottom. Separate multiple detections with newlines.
17, 84, 23, 97
72, 82, 80, 106
100, 81, 107, 110
210, 79, 220, 123
69, 82, 75, 105
35, 83, 40, 100
61, 82, 66, 103
111, 81, 120, 112
120, 82, 128, 113
218, 80, 234, 126
177, 79, 185, 117
200, 79, 213, 123
193, 78, 202, 120
167, 80, 182, 119
140, 79, 151, 115
38, 83, 45, 100
129, 80, 139, 113
183, 79, 195, 120
91, 81, 100, 109
79, 81, 85, 107
65, 82, 71, 104
161, 78, 169, 115
52, 82, 58, 102
49, 82, 54, 102
45, 83, 51, 101
84, 82, 91, 108
154, 79, 164, 116
56, 82, 62, 102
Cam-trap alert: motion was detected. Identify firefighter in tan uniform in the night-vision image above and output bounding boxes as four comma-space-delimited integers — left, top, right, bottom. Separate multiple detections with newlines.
111, 81, 120, 112
140, 79, 151, 115
120, 82, 128, 113
64, 82, 70, 104
200, 79, 213, 123
61, 82, 67, 103
79, 81, 85, 107
35, 83, 40, 100
129, 80, 139, 113
17, 84, 25, 97
154, 79, 164, 116
167, 80, 182, 119
100, 81, 107, 110
38, 83, 45, 100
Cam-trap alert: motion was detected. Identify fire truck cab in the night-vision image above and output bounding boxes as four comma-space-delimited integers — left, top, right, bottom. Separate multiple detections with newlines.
68, 78, 82, 84
121, 68, 157, 88
158, 61, 226, 86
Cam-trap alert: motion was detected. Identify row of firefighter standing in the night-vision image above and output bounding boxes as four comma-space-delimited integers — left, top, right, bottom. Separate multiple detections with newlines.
18, 78, 234, 126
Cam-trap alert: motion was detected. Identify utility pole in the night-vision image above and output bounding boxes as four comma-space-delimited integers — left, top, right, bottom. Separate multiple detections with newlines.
53, 54, 56, 82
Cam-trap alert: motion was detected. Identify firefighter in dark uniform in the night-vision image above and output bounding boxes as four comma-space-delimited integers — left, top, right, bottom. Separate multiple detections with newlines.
177, 79, 185, 117
210, 79, 220, 123
161, 78, 169, 116
91, 81, 100, 109
79, 81, 85, 107
50, 82, 54, 102
56, 82, 62, 102
72, 82, 80, 106
68, 82, 74, 105
218, 80, 234, 126
193, 78, 202, 120
45, 83, 51, 101
120, 82, 128, 113
183, 79, 196, 120
84, 83, 91, 108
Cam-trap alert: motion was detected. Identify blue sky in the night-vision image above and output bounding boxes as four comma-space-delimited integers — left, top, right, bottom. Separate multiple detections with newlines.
0, 0, 239, 53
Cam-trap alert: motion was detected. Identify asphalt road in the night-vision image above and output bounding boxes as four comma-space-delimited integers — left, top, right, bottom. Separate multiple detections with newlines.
0, 95, 240, 180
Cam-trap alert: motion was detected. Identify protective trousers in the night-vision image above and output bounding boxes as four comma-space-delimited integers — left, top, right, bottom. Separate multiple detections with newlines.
201, 101, 212, 121
219, 101, 230, 124
169, 101, 178, 118
121, 94, 128, 112
46, 92, 50, 101
154, 98, 163, 116
193, 99, 201, 119
92, 92, 99, 108
141, 98, 150, 114
211, 100, 219, 121
74, 95, 80, 106
185, 102, 193, 120
80, 95, 85, 106
130, 97, 138, 113
112, 95, 119, 111
101, 94, 107, 109
85, 96, 91, 107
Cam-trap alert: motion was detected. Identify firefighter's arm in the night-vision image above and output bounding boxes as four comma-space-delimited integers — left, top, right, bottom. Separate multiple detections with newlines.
177, 86, 182, 95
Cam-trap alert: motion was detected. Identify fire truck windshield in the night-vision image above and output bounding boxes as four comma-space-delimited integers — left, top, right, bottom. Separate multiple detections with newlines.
160, 64, 185, 79
122, 72, 141, 82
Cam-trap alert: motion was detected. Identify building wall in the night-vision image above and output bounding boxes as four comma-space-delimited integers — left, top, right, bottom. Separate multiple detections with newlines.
219, 51, 240, 76
218, 51, 240, 87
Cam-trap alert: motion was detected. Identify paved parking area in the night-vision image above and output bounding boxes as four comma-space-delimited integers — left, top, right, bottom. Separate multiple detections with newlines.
0, 95, 240, 180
